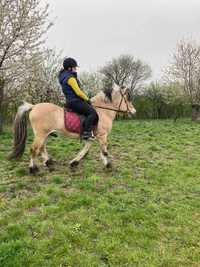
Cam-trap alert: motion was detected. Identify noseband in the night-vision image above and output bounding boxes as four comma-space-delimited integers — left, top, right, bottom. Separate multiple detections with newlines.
117, 89, 131, 113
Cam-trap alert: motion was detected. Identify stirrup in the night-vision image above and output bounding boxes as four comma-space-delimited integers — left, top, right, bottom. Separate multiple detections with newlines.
81, 131, 95, 141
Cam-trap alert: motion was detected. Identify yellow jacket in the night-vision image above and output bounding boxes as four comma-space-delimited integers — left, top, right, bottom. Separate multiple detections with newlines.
67, 77, 89, 101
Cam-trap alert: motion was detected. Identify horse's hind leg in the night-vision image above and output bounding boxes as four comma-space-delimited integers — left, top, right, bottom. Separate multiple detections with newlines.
29, 135, 46, 174
41, 145, 55, 170
69, 142, 92, 167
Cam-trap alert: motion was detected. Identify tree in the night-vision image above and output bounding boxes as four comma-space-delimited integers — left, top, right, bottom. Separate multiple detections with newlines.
79, 71, 104, 97
165, 39, 200, 120
144, 82, 164, 119
24, 49, 64, 104
100, 54, 151, 95
3, 49, 64, 122
133, 82, 190, 120
0, 0, 52, 132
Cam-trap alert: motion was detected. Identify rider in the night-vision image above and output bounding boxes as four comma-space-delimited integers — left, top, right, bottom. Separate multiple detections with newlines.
58, 57, 98, 140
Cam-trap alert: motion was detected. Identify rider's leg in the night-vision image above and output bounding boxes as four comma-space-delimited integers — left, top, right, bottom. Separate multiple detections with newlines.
67, 100, 98, 139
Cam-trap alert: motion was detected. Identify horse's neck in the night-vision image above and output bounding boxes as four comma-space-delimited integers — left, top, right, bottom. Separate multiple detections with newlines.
92, 95, 117, 121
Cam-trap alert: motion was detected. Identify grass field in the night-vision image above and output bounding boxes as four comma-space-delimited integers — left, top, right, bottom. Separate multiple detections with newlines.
1, 119, 200, 267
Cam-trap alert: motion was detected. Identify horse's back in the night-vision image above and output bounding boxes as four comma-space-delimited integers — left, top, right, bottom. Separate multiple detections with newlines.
30, 102, 62, 116
29, 103, 64, 133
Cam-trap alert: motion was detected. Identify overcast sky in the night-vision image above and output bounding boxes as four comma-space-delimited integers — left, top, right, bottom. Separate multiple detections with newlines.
46, 0, 200, 80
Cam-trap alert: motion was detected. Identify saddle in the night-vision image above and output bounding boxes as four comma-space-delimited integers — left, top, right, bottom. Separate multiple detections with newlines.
64, 108, 97, 135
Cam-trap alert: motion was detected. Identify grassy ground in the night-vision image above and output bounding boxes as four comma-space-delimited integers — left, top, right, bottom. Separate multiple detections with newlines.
1, 119, 200, 267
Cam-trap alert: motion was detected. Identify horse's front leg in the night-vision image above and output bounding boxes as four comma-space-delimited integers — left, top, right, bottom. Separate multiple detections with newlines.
97, 134, 112, 168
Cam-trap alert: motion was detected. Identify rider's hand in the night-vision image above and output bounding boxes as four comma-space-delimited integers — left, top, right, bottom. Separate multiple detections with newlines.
87, 99, 92, 105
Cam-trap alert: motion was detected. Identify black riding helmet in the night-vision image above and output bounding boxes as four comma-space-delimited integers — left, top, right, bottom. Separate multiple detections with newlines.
63, 57, 78, 69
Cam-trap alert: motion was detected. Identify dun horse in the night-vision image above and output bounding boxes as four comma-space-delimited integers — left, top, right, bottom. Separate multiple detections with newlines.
9, 85, 136, 173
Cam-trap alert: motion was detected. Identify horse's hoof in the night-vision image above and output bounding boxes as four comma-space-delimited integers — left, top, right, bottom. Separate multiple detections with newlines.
106, 161, 112, 169
69, 160, 79, 168
29, 165, 39, 175
49, 132, 58, 137
45, 158, 55, 167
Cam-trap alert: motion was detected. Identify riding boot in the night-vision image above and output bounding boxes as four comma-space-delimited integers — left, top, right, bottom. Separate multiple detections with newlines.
82, 131, 95, 140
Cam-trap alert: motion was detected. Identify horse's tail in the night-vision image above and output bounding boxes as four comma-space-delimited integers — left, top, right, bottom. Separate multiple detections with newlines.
8, 101, 34, 160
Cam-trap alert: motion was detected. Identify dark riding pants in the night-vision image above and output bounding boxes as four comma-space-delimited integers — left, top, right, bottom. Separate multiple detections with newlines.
66, 100, 98, 133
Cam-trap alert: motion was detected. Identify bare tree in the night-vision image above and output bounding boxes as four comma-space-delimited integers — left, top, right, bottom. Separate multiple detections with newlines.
80, 71, 104, 97
165, 39, 200, 120
100, 54, 151, 94
0, 0, 52, 132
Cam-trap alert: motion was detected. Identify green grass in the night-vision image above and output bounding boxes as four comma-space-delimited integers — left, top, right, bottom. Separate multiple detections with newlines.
1, 119, 200, 266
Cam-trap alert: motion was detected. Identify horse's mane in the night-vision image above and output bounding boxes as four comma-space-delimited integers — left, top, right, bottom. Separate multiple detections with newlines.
92, 88, 113, 104
103, 88, 113, 102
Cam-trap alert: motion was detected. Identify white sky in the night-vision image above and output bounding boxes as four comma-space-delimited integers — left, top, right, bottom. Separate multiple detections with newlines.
45, 0, 200, 80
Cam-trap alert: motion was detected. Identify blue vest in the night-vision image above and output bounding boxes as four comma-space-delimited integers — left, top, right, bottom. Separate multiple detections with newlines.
58, 70, 82, 102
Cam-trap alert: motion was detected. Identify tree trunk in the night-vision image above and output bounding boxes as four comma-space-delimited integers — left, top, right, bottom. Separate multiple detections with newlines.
0, 78, 5, 134
191, 104, 200, 121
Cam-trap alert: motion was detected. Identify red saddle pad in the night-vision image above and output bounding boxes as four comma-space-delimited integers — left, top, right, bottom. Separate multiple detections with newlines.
64, 109, 98, 135
64, 110, 81, 134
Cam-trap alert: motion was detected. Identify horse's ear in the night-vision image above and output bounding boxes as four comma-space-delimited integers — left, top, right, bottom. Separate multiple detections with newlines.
121, 85, 126, 90
113, 83, 127, 91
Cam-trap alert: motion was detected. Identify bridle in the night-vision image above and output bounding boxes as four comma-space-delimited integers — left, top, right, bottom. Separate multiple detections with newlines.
93, 89, 131, 114
118, 89, 131, 113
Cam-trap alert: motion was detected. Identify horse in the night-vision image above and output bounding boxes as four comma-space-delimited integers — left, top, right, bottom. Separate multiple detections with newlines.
8, 84, 136, 173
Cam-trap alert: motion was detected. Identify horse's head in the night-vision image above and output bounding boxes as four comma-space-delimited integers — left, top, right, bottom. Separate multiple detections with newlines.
112, 84, 136, 117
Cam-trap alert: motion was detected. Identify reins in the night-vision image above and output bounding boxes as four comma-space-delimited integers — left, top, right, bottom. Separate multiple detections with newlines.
92, 105, 128, 113
92, 89, 131, 114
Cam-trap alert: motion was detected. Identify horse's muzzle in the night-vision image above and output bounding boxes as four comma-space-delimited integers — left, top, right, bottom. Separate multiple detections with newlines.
128, 111, 136, 118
